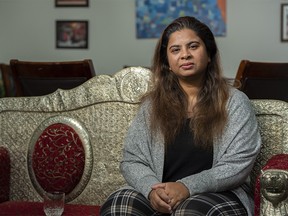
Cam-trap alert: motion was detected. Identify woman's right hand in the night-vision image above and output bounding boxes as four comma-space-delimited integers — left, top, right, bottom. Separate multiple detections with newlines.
149, 187, 172, 213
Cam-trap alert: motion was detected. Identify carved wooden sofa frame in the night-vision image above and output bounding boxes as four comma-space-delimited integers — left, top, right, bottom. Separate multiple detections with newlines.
0, 67, 287, 216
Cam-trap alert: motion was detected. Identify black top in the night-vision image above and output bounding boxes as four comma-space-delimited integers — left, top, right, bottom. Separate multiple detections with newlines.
162, 119, 213, 182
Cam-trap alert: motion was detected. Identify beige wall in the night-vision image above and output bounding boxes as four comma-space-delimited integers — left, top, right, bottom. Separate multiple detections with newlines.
0, 0, 288, 77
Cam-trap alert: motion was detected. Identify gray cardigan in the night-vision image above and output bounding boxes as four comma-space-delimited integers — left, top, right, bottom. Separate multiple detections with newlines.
120, 88, 261, 216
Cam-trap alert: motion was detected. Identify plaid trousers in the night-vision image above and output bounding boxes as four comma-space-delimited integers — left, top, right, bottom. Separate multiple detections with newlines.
100, 189, 247, 216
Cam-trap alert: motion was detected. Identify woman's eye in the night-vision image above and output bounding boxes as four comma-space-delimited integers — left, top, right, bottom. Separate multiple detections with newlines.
171, 48, 180, 53
190, 44, 198, 49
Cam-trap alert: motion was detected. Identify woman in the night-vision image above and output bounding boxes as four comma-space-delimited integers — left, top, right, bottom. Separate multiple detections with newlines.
100, 16, 261, 216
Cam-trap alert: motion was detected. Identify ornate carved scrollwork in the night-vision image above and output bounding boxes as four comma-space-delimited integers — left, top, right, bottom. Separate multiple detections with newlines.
260, 169, 288, 216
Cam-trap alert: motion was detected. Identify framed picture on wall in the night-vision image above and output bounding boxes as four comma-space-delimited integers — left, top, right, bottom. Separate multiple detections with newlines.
281, 3, 288, 42
56, 20, 88, 49
135, 0, 226, 38
55, 0, 88, 7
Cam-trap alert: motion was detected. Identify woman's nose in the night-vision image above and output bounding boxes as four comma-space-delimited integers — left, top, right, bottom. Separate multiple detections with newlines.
181, 49, 191, 59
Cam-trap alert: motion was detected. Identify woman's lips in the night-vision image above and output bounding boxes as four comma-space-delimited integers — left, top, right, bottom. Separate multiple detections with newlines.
180, 63, 194, 70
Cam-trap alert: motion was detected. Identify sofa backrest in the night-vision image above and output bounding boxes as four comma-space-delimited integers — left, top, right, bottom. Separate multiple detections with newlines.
0, 66, 152, 205
0, 66, 287, 206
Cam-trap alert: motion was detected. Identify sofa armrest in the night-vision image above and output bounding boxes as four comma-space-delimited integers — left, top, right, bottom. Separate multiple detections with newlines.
254, 154, 288, 216
0, 146, 10, 203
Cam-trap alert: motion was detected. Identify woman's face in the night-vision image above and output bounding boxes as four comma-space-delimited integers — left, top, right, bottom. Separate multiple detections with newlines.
166, 28, 210, 82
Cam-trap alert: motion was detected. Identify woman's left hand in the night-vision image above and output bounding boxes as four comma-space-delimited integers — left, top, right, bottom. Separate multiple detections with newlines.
151, 182, 190, 210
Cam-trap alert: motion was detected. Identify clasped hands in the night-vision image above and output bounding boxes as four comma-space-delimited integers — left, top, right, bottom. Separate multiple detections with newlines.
148, 182, 190, 214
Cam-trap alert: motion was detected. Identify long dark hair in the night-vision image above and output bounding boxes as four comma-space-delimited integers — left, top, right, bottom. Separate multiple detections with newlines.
146, 16, 229, 149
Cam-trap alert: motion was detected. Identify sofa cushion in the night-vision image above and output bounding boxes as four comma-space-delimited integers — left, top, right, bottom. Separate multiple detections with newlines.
0, 201, 100, 216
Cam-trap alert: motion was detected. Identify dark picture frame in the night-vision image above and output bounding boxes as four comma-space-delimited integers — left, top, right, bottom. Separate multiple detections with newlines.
55, 0, 88, 7
281, 4, 288, 42
56, 20, 88, 49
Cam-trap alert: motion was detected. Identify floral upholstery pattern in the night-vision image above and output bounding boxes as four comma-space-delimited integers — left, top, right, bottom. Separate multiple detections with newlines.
27, 115, 93, 202
32, 123, 85, 194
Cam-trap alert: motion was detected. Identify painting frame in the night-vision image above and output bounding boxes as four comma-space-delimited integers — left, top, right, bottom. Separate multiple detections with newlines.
55, 0, 88, 7
56, 20, 89, 49
281, 3, 288, 42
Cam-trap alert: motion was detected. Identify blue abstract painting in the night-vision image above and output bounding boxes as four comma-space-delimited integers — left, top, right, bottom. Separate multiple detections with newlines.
136, 0, 226, 38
